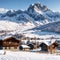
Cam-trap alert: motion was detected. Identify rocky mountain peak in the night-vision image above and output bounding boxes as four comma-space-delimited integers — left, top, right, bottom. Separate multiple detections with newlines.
27, 3, 48, 12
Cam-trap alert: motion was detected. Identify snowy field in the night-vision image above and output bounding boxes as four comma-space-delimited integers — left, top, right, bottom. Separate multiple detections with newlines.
0, 50, 60, 60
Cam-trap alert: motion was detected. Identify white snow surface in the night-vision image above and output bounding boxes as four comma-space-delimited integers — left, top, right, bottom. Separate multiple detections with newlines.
20, 45, 30, 48
0, 8, 8, 13
34, 5, 43, 14
0, 20, 35, 32
0, 20, 18, 30
0, 50, 60, 60
0, 50, 5, 55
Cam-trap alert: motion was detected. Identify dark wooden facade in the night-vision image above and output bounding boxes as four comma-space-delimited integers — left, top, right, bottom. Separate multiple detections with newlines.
39, 42, 58, 53
48, 43, 58, 53
39, 43, 48, 52
3, 37, 20, 50
0, 40, 3, 49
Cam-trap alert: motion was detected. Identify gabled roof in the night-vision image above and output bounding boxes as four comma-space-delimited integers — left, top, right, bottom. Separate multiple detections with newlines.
39, 39, 56, 46
3, 36, 19, 42
20, 45, 30, 49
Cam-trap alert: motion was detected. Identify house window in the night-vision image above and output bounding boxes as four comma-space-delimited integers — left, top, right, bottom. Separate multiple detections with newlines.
14, 46, 17, 49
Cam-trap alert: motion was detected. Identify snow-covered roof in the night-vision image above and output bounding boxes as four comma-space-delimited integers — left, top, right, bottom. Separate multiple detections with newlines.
3, 36, 13, 40
21, 39, 56, 46
21, 45, 30, 49
31, 39, 56, 46
41, 39, 56, 46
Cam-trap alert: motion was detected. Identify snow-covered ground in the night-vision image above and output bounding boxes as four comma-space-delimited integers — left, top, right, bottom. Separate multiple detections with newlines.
0, 20, 35, 31
0, 50, 60, 60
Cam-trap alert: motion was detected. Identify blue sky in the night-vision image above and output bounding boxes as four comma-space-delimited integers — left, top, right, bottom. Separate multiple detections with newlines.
0, 0, 60, 12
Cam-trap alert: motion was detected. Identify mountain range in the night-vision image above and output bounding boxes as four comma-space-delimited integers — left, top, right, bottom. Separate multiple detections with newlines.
0, 3, 60, 39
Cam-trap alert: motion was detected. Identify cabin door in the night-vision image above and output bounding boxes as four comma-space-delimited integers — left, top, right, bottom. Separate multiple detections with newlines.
40, 43, 48, 51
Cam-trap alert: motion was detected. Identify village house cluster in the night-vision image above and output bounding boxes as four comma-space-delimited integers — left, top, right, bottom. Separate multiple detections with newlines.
0, 35, 60, 54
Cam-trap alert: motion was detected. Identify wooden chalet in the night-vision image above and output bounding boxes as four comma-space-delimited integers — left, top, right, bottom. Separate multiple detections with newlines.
39, 43, 48, 52
39, 40, 58, 53
3, 37, 20, 50
48, 42, 58, 53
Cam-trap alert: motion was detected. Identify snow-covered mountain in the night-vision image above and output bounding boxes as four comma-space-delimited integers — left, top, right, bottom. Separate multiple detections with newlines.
0, 3, 60, 25
0, 8, 8, 13
27, 3, 60, 24
0, 3, 60, 38
39, 21, 60, 33
30, 21, 60, 33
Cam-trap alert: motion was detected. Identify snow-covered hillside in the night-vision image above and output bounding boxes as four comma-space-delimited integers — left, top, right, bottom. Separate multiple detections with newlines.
0, 50, 60, 60
30, 21, 60, 33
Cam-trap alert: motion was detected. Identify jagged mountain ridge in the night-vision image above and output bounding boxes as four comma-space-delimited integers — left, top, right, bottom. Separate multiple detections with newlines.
0, 3, 60, 26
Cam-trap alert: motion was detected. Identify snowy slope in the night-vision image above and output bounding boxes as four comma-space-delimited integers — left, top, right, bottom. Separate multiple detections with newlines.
31, 21, 60, 33
0, 50, 60, 60
0, 20, 35, 31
